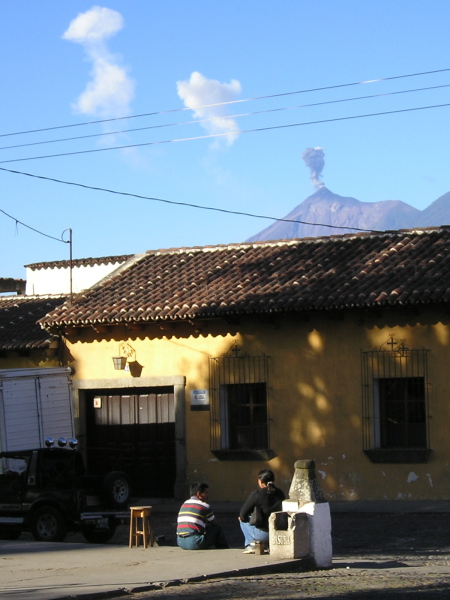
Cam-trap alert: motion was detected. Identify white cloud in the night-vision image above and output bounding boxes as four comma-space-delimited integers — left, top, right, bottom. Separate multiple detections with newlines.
62, 6, 135, 119
177, 71, 242, 147
62, 5, 123, 42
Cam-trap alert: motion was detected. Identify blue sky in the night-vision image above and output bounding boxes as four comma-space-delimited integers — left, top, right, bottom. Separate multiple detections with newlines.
1, 1, 450, 279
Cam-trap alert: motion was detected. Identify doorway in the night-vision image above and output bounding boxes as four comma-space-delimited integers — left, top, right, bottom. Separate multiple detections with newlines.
85, 387, 176, 497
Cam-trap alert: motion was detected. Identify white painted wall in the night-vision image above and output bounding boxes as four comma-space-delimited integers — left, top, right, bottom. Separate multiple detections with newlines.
25, 262, 125, 295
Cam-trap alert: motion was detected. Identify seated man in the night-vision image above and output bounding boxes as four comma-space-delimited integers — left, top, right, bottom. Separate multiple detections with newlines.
177, 482, 229, 550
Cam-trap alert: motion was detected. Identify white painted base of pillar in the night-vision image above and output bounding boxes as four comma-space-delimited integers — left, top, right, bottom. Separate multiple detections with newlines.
298, 501, 333, 568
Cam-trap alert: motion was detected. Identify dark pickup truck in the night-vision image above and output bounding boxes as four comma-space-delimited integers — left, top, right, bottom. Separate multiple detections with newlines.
0, 438, 131, 543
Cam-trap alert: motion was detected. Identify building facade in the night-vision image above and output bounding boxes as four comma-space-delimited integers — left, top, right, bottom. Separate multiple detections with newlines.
37, 227, 450, 502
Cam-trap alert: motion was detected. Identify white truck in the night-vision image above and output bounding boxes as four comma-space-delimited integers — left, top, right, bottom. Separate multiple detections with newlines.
0, 368, 131, 543
0, 367, 74, 453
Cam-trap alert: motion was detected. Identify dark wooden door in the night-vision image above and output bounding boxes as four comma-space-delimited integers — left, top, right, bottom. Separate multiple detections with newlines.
85, 387, 176, 497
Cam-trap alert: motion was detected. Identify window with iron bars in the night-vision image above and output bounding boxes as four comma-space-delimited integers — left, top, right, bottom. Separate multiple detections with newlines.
209, 343, 272, 460
361, 335, 431, 463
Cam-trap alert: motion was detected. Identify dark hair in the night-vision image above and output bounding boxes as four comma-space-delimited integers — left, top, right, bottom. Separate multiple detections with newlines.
258, 469, 276, 493
190, 482, 209, 496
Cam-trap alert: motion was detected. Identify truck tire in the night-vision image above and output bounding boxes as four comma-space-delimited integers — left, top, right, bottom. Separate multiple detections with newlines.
81, 521, 116, 544
31, 506, 67, 542
101, 471, 131, 508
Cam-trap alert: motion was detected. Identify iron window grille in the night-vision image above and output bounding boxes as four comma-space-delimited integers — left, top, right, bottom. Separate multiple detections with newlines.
209, 342, 272, 460
361, 334, 431, 463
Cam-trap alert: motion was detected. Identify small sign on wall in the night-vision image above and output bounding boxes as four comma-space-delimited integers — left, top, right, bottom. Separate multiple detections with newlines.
93, 397, 102, 409
191, 389, 210, 411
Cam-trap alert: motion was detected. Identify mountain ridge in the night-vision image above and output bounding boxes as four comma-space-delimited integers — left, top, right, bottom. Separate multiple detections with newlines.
247, 187, 450, 241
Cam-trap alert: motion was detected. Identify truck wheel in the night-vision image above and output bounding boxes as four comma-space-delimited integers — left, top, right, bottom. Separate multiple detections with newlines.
101, 471, 131, 508
31, 506, 67, 542
81, 521, 116, 544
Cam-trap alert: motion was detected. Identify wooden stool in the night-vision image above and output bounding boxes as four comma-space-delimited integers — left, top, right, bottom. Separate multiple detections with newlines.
129, 506, 154, 548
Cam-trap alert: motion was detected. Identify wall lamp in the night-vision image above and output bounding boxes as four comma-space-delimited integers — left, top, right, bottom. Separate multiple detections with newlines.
112, 356, 127, 370
112, 342, 136, 370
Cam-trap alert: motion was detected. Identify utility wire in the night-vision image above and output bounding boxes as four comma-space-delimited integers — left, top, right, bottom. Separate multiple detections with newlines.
0, 208, 68, 243
0, 166, 382, 234
1, 83, 449, 152
1, 102, 449, 165
1, 67, 449, 139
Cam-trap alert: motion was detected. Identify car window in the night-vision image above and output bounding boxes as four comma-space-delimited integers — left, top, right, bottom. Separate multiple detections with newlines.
0, 456, 28, 477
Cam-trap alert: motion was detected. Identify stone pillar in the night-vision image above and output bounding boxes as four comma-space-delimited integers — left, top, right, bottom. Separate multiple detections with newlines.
286, 459, 325, 507
270, 459, 332, 568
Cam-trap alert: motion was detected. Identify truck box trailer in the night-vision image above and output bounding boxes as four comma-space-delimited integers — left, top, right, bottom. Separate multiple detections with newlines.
0, 367, 74, 453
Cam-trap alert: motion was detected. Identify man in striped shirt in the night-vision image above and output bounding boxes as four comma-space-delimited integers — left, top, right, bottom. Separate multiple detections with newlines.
177, 482, 229, 550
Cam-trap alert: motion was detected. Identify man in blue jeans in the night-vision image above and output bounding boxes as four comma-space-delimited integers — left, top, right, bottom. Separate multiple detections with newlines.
177, 482, 229, 550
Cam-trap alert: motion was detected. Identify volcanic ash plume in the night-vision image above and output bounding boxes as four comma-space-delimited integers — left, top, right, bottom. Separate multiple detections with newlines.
302, 147, 325, 188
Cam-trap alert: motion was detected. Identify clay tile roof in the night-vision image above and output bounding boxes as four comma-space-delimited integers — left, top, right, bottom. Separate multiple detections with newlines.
39, 227, 450, 329
25, 255, 133, 270
0, 295, 66, 349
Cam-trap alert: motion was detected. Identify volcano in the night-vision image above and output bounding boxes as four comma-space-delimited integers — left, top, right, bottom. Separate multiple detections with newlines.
247, 187, 450, 241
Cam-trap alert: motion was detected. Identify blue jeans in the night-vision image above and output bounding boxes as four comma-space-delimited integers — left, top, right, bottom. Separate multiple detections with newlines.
239, 521, 269, 547
177, 523, 229, 550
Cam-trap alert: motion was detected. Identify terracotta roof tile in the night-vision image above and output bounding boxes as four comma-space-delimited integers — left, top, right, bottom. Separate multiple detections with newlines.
25, 255, 133, 270
0, 295, 65, 349
39, 227, 450, 329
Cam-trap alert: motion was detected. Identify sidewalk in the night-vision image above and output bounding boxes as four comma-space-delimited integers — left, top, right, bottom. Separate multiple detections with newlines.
0, 500, 305, 600
0, 541, 306, 600
1, 500, 450, 600
329, 499, 450, 513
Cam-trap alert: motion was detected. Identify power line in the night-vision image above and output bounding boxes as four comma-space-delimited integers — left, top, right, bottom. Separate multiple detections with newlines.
0, 208, 69, 243
1, 66, 449, 139
1, 102, 449, 165
0, 166, 382, 234
1, 83, 449, 152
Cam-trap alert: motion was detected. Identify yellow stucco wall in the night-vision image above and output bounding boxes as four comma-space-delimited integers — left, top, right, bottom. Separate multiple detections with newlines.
65, 308, 450, 503
0, 351, 60, 370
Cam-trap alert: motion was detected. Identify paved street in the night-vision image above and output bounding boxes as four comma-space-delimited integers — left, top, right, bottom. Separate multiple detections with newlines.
105, 570, 450, 600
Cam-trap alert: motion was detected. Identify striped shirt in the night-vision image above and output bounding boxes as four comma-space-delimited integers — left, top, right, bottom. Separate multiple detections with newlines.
177, 496, 215, 536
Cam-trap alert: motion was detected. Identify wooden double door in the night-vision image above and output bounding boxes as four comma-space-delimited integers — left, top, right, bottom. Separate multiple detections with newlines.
85, 387, 176, 497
